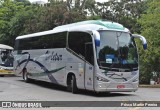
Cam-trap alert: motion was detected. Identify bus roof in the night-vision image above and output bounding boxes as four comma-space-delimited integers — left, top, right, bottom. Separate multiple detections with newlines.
0, 44, 13, 50
16, 20, 129, 40
53, 20, 128, 31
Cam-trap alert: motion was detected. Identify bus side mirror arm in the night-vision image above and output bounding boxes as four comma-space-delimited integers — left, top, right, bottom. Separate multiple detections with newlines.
132, 34, 147, 50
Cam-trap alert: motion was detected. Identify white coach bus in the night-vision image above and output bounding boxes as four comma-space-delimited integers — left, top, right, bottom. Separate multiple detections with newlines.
14, 20, 147, 93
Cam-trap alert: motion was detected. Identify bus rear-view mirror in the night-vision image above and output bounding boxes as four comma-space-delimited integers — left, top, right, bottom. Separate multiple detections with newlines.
132, 34, 147, 50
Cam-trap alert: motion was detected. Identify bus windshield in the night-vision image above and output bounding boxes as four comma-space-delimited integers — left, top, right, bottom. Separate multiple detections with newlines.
0, 49, 14, 67
97, 31, 138, 71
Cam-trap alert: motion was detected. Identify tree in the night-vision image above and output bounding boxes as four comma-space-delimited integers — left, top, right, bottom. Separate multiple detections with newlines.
28, 0, 86, 31
0, 0, 37, 46
92, 0, 147, 33
0, 0, 87, 46
0, 0, 25, 46
138, 0, 160, 84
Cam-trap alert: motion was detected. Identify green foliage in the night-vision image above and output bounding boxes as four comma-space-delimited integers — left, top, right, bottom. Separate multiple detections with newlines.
138, 0, 160, 84
0, 0, 33, 45
93, 0, 147, 33
0, 0, 86, 47
0, 0, 147, 47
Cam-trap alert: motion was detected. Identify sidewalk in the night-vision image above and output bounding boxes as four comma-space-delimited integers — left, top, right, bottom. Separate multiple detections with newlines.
139, 84, 160, 88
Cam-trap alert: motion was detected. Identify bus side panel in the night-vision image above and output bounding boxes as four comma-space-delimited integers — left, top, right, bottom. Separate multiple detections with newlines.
28, 49, 47, 81
45, 48, 66, 86
29, 48, 66, 85
65, 49, 85, 90
14, 49, 67, 85
14, 50, 29, 77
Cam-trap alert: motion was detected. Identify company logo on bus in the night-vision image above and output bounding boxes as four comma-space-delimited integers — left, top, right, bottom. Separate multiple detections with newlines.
45, 51, 62, 61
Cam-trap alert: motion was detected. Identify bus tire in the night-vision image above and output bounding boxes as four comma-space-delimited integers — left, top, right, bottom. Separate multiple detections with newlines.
67, 75, 78, 94
23, 69, 30, 83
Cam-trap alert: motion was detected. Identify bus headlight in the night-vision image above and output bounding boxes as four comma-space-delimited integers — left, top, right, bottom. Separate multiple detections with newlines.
96, 76, 109, 82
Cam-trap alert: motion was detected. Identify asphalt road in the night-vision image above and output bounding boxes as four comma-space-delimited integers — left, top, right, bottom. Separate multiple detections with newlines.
0, 76, 160, 110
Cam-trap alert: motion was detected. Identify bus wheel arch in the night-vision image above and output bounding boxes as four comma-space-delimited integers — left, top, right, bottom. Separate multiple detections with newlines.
67, 72, 78, 94
22, 68, 30, 83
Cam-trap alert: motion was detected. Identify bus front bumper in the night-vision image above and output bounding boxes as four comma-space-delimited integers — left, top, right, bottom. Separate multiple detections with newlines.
94, 81, 138, 92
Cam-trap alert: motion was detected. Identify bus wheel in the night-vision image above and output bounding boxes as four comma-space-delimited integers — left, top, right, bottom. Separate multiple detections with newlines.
23, 69, 30, 83
67, 75, 78, 94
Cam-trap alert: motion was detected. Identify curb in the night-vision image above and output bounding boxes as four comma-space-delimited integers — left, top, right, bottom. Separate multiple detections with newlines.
139, 85, 160, 88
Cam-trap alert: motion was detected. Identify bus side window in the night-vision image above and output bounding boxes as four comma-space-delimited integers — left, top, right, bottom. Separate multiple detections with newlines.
68, 32, 92, 61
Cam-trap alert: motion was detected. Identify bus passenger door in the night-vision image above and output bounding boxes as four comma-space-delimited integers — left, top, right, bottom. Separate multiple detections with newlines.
84, 43, 94, 90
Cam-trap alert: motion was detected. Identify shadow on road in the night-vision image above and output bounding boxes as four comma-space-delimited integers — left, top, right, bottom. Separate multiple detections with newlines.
0, 74, 15, 77
18, 79, 135, 97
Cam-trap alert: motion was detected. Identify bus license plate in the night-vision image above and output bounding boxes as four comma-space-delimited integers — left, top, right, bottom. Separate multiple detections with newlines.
117, 85, 125, 89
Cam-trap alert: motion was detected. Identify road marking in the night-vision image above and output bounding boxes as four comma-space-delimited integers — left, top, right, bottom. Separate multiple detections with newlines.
129, 107, 141, 110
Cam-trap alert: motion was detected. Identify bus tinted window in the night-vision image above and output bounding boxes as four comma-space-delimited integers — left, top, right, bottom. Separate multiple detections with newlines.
14, 40, 19, 50
52, 32, 66, 48
17, 32, 67, 50
68, 32, 92, 57
38, 32, 67, 49
18, 37, 39, 50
